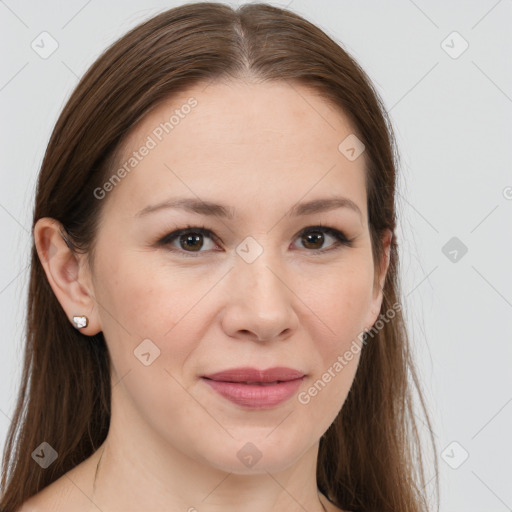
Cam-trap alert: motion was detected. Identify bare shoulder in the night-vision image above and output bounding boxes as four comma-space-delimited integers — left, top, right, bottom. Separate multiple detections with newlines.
15, 454, 99, 512
15, 477, 84, 512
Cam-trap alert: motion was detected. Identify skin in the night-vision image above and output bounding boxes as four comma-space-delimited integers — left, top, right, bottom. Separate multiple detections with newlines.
26, 79, 391, 512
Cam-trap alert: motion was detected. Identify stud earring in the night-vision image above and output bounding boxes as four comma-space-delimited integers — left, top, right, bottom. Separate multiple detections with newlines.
72, 315, 88, 329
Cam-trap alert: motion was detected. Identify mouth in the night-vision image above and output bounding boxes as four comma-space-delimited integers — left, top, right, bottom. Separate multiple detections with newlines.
201, 367, 306, 409
202, 366, 305, 383
212, 381, 283, 386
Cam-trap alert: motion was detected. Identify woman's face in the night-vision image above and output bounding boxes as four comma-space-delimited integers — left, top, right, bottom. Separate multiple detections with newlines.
85, 79, 389, 473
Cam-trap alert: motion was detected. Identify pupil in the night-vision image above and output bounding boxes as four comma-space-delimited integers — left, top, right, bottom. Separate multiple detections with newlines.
304, 232, 323, 249
181, 233, 202, 251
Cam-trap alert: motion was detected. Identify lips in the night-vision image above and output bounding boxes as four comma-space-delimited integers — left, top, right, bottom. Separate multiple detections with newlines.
201, 367, 306, 409
202, 366, 305, 383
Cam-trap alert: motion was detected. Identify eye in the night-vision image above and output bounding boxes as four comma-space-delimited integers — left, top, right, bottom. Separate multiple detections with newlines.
293, 224, 354, 253
156, 223, 354, 257
156, 224, 218, 256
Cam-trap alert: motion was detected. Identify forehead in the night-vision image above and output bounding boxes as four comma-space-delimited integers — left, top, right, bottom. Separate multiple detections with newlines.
103, 79, 367, 222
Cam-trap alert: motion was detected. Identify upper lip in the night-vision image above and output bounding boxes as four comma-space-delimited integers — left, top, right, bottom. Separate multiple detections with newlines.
202, 367, 305, 383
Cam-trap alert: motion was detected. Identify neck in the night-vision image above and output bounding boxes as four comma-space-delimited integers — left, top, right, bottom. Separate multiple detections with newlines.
89, 423, 328, 511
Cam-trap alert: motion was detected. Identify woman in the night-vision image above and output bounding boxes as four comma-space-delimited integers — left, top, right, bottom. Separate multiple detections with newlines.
0, 3, 439, 511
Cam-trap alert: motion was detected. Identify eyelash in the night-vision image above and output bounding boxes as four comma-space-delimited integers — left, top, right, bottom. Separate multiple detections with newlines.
156, 223, 354, 258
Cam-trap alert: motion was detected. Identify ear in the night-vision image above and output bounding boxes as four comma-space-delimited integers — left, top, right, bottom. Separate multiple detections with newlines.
364, 229, 393, 331
33, 217, 101, 335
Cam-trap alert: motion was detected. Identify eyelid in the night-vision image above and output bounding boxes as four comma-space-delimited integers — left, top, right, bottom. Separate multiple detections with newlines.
156, 223, 354, 257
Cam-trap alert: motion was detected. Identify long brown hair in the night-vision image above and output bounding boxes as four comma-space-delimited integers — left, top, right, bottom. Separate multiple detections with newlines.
0, 3, 439, 511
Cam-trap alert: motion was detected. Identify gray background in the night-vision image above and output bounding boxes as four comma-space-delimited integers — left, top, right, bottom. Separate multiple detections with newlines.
1, 1, 511, 510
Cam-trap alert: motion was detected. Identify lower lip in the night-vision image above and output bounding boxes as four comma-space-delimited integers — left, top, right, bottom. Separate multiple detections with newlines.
202, 377, 304, 409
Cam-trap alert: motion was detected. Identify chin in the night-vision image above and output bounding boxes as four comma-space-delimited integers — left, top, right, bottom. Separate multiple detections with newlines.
196, 428, 314, 474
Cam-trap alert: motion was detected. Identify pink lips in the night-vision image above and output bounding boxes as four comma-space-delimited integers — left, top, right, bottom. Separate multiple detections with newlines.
202, 367, 305, 409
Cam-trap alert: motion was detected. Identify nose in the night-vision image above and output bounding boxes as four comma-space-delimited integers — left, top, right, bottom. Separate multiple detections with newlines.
220, 252, 299, 342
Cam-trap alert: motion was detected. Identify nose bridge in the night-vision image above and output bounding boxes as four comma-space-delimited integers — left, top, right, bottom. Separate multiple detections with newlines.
223, 235, 297, 340
235, 237, 287, 305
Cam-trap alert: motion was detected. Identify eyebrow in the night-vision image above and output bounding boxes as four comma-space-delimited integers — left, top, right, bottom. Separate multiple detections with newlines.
135, 196, 363, 220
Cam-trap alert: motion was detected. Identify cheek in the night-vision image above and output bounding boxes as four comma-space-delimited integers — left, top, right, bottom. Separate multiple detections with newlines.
299, 257, 373, 413
304, 257, 375, 344
93, 252, 211, 370
93, 256, 207, 432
